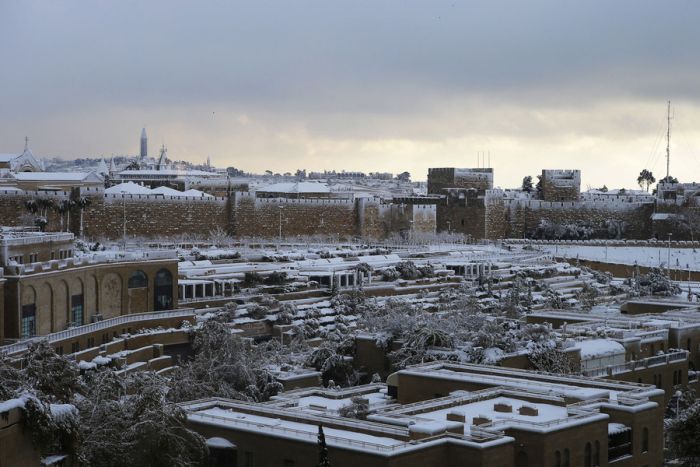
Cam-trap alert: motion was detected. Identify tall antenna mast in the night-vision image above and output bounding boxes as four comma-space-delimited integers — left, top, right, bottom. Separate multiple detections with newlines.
666, 100, 672, 179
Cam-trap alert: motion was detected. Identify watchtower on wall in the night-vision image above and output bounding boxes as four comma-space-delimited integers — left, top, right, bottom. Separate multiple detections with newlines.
427, 168, 494, 195
540, 169, 581, 201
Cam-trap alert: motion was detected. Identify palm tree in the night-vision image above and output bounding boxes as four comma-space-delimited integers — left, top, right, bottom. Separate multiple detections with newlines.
34, 198, 56, 231
76, 197, 91, 237
36, 198, 55, 218
56, 201, 67, 231
24, 199, 38, 215
637, 169, 656, 192
57, 199, 74, 232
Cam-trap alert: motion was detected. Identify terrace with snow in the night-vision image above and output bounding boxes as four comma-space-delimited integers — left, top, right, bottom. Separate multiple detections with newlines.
176, 243, 557, 303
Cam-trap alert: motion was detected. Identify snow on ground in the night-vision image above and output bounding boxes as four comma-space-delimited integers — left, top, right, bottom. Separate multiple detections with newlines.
538, 245, 700, 270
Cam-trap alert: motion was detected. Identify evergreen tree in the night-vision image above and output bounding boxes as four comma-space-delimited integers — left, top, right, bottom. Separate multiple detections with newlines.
521, 176, 533, 193
318, 425, 330, 467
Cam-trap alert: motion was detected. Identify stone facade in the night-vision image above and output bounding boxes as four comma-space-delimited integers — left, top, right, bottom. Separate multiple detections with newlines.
82, 193, 231, 240
436, 190, 487, 239
231, 193, 357, 238
540, 169, 581, 201
484, 195, 655, 240
0, 406, 40, 467
2, 258, 178, 342
428, 168, 493, 195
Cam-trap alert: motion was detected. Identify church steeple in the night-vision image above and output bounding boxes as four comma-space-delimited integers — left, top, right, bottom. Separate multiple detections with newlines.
140, 127, 148, 159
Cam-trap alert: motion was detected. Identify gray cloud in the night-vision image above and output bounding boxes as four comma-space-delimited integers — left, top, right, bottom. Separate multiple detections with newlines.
1, 0, 700, 187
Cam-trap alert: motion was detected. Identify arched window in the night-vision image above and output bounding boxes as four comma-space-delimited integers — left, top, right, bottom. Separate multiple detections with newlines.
563, 449, 570, 467
21, 286, 37, 338
594, 440, 600, 466
154, 269, 173, 311
642, 427, 649, 452
554, 450, 561, 467
585, 442, 592, 467
128, 270, 148, 288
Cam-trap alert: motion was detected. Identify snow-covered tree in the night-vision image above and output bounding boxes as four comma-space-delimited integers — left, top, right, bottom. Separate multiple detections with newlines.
168, 320, 279, 402
338, 396, 370, 420
667, 400, 700, 466
307, 344, 358, 387
577, 283, 599, 310
528, 344, 578, 375
24, 341, 82, 403
78, 372, 207, 467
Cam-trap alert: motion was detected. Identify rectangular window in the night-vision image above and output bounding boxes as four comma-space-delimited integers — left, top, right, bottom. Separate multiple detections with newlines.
21, 304, 36, 338
71, 294, 84, 326
50, 251, 55, 260
71, 342, 80, 353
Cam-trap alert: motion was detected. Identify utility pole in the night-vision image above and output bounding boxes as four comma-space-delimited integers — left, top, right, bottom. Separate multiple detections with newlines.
121, 190, 127, 250
668, 233, 673, 276
666, 100, 672, 179
278, 205, 284, 243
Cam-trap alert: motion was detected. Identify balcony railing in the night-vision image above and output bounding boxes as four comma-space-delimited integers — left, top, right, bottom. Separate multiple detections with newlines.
0, 309, 194, 356
582, 350, 689, 377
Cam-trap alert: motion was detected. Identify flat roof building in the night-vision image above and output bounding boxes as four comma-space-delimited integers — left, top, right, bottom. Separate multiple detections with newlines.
182, 363, 664, 467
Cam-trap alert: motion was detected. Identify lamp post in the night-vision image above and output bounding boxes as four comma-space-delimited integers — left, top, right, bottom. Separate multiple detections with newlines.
278, 205, 284, 243
668, 233, 673, 276
121, 190, 127, 250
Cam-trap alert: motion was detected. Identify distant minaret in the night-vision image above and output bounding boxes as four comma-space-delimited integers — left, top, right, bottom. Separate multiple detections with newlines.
140, 127, 148, 160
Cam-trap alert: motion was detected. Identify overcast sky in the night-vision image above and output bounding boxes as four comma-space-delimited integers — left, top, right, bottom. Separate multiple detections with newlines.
2, 0, 700, 187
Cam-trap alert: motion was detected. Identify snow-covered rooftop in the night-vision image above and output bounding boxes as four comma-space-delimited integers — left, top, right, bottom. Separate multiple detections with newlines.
105, 182, 153, 195
570, 339, 626, 359
117, 169, 219, 176
12, 171, 102, 181
105, 182, 214, 197
258, 181, 331, 194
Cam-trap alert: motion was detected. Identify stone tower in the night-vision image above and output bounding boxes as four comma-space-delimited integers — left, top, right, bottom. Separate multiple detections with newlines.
140, 127, 148, 160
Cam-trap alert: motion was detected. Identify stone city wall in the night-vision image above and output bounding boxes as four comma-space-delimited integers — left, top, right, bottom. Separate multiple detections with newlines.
81, 194, 230, 240
0, 190, 71, 232
231, 193, 358, 238
436, 194, 487, 240
484, 198, 654, 240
